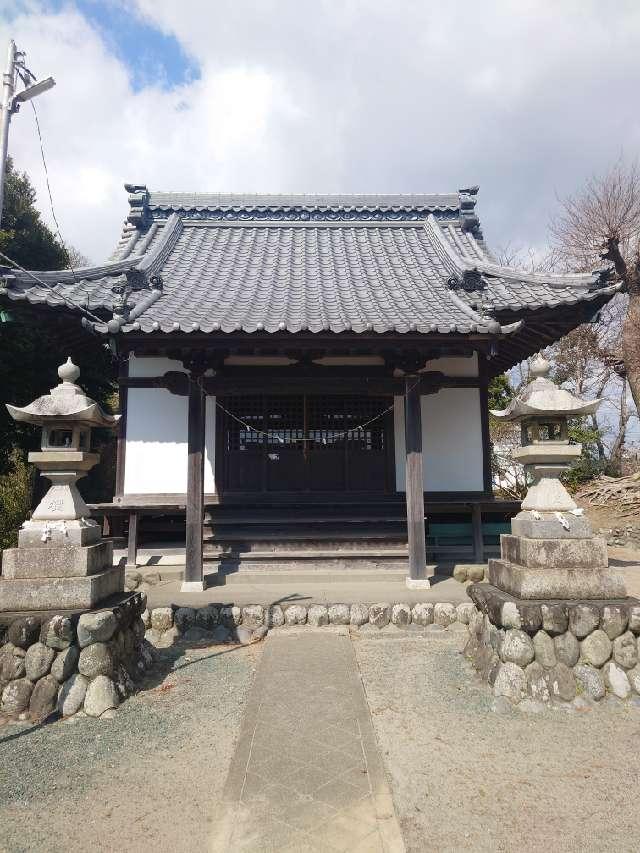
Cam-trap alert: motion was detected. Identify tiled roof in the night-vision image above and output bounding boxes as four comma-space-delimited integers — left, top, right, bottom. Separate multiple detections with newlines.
0, 186, 618, 338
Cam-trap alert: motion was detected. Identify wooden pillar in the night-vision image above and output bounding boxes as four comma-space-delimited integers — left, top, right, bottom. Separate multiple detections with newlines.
404, 375, 429, 587
478, 352, 493, 494
472, 503, 484, 564
115, 356, 128, 497
126, 510, 139, 569
183, 374, 206, 592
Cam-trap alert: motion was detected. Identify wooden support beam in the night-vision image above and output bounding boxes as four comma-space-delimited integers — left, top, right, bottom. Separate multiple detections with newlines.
478, 353, 493, 494
404, 375, 430, 586
183, 374, 206, 591
115, 357, 128, 496
472, 503, 484, 564
126, 510, 139, 569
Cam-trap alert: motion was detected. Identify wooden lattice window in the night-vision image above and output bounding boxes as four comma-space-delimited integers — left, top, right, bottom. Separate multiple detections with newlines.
222, 395, 265, 450
306, 395, 387, 451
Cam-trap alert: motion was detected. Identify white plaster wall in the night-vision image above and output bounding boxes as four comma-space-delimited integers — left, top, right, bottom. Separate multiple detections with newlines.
394, 388, 484, 492
123, 388, 216, 494
128, 356, 184, 378
422, 354, 478, 377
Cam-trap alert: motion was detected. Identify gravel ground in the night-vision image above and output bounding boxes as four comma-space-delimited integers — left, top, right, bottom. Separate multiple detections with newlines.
354, 629, 640, 853
0, 641, 260, 853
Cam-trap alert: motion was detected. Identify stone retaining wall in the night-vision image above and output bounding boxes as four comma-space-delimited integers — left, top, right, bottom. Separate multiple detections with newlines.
464, 584, 640, 706
144, 600, 477, 647
0, 593, 153, 723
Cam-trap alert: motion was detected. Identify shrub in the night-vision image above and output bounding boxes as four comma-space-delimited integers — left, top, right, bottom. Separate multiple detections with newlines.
0, 449, 34, 549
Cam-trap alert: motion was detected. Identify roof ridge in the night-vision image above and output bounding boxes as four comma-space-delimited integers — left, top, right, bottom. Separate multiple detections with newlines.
123, 184, 480, 228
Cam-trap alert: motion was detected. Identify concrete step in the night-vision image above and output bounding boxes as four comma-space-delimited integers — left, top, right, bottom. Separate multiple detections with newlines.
215, 567, 410, 585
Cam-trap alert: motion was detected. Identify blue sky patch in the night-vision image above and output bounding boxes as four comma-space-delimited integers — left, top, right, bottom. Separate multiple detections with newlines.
48, 0, 199, 91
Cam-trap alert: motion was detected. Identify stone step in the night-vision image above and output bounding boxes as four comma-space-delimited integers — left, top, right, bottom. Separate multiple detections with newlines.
205, 550, 410, 573
202, 519, 407, 542
203, 513, 407, 525
203, 536, 408, 553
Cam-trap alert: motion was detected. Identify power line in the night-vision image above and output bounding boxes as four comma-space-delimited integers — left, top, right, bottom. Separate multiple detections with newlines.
23, 70, 79, 284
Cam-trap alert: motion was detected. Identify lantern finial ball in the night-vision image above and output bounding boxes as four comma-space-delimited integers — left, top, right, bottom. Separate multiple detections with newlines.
58, 357, 80, 384
530, 354, 551, 379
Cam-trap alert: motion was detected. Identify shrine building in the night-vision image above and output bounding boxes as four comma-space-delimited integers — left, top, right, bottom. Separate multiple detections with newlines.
1, 185, 619, 590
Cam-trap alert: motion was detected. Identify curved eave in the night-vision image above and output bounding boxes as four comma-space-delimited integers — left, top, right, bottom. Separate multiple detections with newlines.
491, 400, 601, 421
92, 314, 522, 337
426, 214, 604, 290
486, 285, 621, 376
6, 402, 119, 428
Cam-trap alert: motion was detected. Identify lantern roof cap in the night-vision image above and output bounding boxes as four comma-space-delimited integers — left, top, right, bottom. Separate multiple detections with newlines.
5, 357, 119, 429
490, 354, 601, 421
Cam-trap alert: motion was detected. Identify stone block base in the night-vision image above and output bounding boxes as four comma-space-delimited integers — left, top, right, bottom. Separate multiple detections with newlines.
1, 542, 113, 580
511, 510, 594, 540
500, 533, 608, 570
18, 519, 102, 548
464, 584, 640, 706
0, 565, 124, 612
488, 558, 627, 600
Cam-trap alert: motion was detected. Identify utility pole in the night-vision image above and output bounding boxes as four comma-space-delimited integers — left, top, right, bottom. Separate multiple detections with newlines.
0, 39, 55, 227
0, 40, 17, 226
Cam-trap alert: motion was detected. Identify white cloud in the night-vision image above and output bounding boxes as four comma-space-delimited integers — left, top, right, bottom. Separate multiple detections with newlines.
2, 0, 640, 263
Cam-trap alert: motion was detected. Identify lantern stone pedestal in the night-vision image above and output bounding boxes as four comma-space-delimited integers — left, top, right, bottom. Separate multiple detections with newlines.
0, 358, 123, 613
487, 513, 627, 601
464, 356, 640, 706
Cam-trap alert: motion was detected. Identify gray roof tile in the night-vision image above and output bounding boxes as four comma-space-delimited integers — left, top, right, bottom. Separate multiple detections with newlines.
1, 189, 618, 337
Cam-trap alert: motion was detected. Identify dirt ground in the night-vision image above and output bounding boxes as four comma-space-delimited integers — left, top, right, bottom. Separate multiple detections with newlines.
0, 642, 261, 853
575, 494, 639, 533
354, 630, 640, 853
2, 537, 640, 853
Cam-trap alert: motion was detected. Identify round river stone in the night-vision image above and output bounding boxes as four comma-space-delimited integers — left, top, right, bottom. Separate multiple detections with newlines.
24, 642, 55, 681
612, 631, 638, 670
580, 629, 612, 668
574, 664, 605, 700
501, 629, 535, 667
78, 642, 114, 679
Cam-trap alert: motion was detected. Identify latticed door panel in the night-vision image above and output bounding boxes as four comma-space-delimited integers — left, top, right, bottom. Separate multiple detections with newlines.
220, 394, 391, 492
221, 395, 266, 491
263, 394, 305, 491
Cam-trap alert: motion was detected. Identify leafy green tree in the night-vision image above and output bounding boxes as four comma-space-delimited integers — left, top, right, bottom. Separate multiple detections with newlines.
563, 419, 605, 489
0, 162, 115, 544
0, 158, 68, 269
488, 373, 513, 411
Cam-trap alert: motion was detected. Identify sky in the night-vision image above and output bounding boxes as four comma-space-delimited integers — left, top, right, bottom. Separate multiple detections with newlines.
1, 0, 640, 264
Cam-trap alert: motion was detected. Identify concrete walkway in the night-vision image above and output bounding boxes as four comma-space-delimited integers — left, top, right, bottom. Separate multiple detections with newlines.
211, 628, 405, 852
143, 573, 471, 609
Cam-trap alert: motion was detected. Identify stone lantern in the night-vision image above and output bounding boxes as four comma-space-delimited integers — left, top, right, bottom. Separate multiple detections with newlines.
492, 354, 599, 519
1, 358, 123, 612
487, 354, 626, 600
